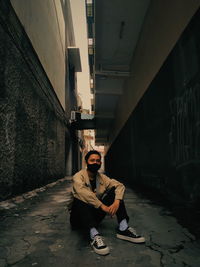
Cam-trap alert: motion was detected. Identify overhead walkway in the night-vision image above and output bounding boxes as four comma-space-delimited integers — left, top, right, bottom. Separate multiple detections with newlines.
0, 178, 200, 267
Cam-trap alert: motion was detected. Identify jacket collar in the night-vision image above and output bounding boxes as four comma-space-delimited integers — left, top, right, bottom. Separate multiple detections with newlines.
82, 169, 103, 185
97, 172, 104, 185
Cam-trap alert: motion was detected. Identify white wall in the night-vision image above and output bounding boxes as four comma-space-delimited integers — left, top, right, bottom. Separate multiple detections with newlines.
70, 0, 92, 111
11, 0, 73, 110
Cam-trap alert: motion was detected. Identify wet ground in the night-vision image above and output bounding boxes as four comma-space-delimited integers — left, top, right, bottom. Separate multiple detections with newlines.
0, 177, 200, 267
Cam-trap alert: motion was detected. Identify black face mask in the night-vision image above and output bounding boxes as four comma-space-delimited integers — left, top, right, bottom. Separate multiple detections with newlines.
87, 163, 101, 173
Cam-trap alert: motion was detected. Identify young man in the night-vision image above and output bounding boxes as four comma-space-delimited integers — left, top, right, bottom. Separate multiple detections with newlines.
70, 150, 145, 255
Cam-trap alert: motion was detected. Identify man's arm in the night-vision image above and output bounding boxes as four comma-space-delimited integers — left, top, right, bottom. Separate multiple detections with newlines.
102, 174, 125, 201
100, 174, 126, 216
73, 175, 102, 209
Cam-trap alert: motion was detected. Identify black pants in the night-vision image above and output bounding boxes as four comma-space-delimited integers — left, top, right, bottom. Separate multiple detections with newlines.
70, 187, 129, 233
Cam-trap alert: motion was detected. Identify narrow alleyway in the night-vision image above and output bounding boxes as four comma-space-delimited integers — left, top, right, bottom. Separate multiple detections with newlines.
0, 178, 200, 267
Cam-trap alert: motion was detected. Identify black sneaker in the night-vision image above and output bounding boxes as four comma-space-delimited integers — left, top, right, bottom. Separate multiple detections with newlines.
117, 227, 145, 243
90, 235, 110, 255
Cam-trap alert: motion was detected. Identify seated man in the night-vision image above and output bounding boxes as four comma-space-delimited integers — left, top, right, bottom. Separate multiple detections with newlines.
69, 150, 145, 255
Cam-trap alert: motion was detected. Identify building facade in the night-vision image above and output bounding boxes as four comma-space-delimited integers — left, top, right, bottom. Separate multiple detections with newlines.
88, 0, 200, 207
105, 7, 200, 207
0, 0, 81, 200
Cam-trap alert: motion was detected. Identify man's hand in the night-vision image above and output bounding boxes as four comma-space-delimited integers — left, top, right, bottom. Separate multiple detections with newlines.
100, 200, 120, 217
108, 199, 120, 217
100, 203, 110, 214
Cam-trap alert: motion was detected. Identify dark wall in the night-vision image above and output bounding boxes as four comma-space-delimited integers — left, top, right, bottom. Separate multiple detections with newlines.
0, 0, 70, 200
106, 8, 200, 206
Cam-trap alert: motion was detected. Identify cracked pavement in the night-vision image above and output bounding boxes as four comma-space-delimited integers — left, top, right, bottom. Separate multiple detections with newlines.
0, 177, 200, 267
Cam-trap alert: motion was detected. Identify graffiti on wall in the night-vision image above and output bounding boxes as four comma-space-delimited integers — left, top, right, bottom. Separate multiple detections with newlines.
169, 83, 200, 168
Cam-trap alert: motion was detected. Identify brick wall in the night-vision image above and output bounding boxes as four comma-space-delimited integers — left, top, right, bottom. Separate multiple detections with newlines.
0, 0, 70, 200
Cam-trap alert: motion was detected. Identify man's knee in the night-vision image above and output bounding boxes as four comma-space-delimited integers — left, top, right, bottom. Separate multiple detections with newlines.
72, 198, 92, 210
101, 186, 115, 205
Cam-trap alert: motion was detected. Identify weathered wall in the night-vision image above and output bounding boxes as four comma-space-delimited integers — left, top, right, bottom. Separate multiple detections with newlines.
106, 8, 200, 206
0, 0, 71, 200
108, 0, 200, 151
10, 0, 74, 110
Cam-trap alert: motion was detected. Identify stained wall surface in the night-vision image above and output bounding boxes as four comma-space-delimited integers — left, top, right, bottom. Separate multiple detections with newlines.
0, 0, 74, 200
106, 8, 200, 206
108, 0, 200, 150
10, 0, 70, 109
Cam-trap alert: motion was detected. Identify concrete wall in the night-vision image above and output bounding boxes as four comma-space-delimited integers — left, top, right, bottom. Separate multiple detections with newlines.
106, 8, 200, 207
10, 0, 74, 110
0, 0, 75, 200
108, 0, 200, 150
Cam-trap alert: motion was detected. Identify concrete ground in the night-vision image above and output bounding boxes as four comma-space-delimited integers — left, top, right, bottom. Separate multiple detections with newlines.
0, 177, 200, 267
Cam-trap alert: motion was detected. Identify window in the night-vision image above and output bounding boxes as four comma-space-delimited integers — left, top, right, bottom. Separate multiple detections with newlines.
90, 78, 94, 89
88, 47, 93, 55
87, 4, 93, 17
88, 38, 93, 45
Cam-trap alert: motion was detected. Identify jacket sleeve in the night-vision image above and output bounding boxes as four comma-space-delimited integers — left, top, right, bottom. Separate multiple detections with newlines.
102, 174, 125, 200
72, 174, 102, 209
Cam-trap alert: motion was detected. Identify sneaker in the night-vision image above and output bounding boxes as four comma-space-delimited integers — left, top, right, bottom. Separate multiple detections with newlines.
90, 235, 110, 255
116, 227, 145, 243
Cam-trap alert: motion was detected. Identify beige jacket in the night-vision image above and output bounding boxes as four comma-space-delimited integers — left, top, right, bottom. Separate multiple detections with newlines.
72, 169, 125, 209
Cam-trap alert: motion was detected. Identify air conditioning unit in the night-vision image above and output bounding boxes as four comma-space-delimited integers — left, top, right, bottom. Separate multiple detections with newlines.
81, 113, 94, 120
70, 111, 77, 121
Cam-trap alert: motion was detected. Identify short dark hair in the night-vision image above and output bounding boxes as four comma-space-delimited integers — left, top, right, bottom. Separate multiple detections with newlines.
85, 150, 101, 162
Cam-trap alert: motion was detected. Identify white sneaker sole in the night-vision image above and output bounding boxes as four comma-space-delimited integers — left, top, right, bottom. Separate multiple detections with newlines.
116, 234, 145, 243
91, 244, 110, 255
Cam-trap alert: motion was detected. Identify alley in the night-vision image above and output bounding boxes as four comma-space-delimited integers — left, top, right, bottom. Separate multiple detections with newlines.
1, 1, 200, 266
0, 178, 200, 267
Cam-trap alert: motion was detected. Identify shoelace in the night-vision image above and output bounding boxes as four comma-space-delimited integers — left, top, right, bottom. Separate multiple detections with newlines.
128, 227, 138, 236
94, 235, 105, 247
